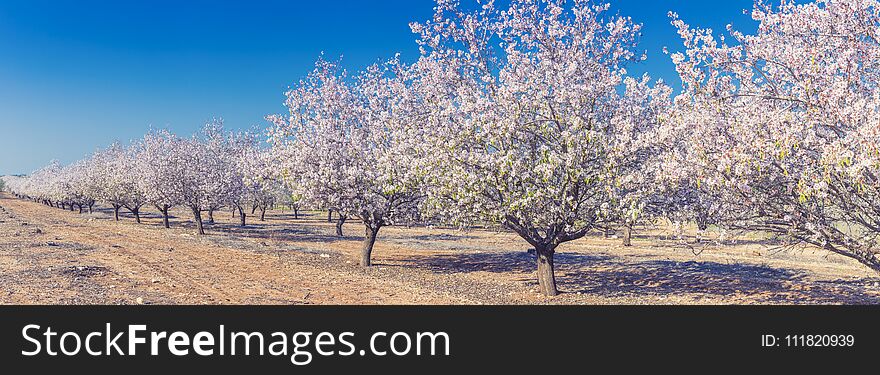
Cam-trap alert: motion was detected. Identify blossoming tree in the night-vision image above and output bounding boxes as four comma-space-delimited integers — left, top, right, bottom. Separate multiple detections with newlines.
410, 0, 666, 295
135, 129, 185, 228
268, 57, 426, 266
668, 0, 880, 270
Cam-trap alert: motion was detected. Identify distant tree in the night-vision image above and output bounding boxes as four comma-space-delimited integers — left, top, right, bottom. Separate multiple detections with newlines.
177, 120, 239, 235
136, 129, 185, 228
92, 143, 147, 222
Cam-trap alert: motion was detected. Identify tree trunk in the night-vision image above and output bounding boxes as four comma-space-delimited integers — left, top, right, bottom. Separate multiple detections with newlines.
113, 205, 120, 221
251, 205, 258, 215
88, 204, 93, 214
259, 206, 266, 221
192, 208, 205, 235
622, 223, 633, 247
695, 216, 708, 244
131, 207, 141, 224
293, 207, 298, 220
360, 225, 380, 267
207, 209, 215, 224
231, 207, 236, 218
336, 215, 347, 237
327, 210, 332, 222
161, 206, 170, 229
536, 245, 558, 296
78, 205, 83, 214
238, 206, 246, 227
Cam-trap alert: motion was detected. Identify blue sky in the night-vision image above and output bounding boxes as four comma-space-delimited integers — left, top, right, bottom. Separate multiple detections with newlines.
0, 0, 756, 175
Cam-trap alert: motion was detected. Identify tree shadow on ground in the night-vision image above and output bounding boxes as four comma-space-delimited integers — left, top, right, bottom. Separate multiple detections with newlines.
207, 221, 350, 244
563, 260, 880, 303
406, 233, 481, 242
403, 250, 880, 304
607, 231, 786, 247
399, 251, 612, 275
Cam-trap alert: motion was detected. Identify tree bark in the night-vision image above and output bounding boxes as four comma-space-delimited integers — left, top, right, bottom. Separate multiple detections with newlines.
361, 225, 380, 267
231, 207, 236, 218
259, 206, 266, 221
113, 205, 121, 221
251, 205, 258, 215
622, 223, 633, 247
336, 215, 347, 237
88, 203, 93, 214
207, 209, 215, 224
536, 245, 558, 296
327, 210, 332, 222
293, 207, 299, 220
238, 206, 246, 227
603, 227, 613, 239
192, 207, 205, 235
695, 212, 709, 244
78, 205, 83, 214
130, 207, 141, 224
160, 206, 170, 229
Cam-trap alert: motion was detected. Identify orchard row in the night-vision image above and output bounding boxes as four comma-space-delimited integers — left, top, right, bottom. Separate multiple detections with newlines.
5, 0, 880, 295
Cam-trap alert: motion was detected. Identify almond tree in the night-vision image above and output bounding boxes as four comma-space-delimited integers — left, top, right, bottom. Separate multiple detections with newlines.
411, 0, 666, 295
61, 157, 100, 214
92, 143, 148, 222
268, 57, 426, 266
136, 129, 185, 228
668, 0, 880, 270
177, 120, 238, 235
606, 75, 673, 246
28, 161, 64, 208
227, 131, 277, 227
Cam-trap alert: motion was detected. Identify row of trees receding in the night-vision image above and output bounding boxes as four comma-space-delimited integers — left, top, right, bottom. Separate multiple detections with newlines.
5, 0, 880, 296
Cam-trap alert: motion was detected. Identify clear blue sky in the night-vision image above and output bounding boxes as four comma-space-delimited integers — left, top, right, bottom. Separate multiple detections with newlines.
0, 0, 756, 175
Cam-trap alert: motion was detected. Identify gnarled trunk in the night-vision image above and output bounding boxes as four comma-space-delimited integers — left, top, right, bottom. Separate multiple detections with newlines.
160, 206, 171, 228
536, 244, 558, 296
361, 224, 380, 267
238, 206, 246, 227
336, 215, 347, 237
695, 211, 709, 244
259, 206, 266, 221
128, 206, 141, 224
622, 223, 633, 247
192, 207, 205, 235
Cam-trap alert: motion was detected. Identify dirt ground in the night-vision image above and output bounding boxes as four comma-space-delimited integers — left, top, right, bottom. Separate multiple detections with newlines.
1, 192, 879, 305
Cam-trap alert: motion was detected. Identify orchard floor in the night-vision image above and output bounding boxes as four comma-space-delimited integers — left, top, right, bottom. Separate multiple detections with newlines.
1, 193, 879, 305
